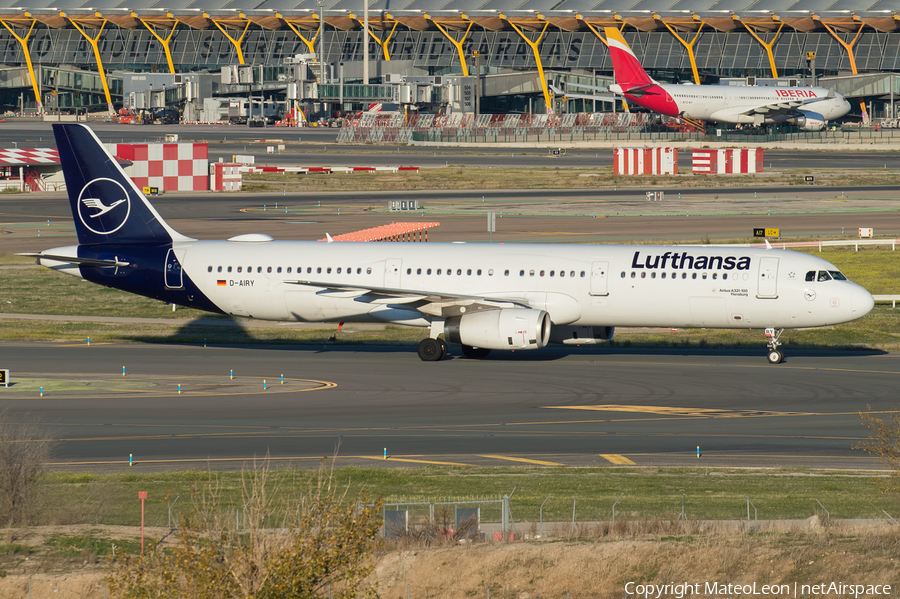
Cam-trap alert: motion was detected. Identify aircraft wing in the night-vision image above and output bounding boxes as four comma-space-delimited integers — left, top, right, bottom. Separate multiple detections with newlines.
727, 92, 835, 118
283, 279, 529, 317
17, 252, 130, 267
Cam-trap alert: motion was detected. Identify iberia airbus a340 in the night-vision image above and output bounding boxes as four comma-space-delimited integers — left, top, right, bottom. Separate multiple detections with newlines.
23, 124, 873, 363
554, 27, 851, 131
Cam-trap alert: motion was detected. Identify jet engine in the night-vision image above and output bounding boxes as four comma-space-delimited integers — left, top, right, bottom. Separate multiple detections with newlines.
792, 111, 826, 131
445, 308, 551, 350
549, 325, 615, 345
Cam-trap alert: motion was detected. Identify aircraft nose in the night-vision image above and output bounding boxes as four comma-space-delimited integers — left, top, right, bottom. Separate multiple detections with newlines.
851, 287, 875, 317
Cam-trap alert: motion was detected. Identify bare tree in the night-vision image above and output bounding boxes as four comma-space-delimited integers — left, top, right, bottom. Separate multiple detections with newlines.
108, 455, 383, 599
856, 405, 900, 496
0, 411, 55, 528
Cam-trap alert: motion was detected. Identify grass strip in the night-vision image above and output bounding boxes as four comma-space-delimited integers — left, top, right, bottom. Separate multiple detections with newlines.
243, 167, 900, 193
34, 467, 899, 527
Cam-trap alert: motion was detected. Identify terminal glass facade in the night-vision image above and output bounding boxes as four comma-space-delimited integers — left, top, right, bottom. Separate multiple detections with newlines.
0, 27, 896, 80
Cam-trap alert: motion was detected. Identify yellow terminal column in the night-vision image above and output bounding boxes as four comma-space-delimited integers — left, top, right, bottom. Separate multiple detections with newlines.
580, 19, 629, 111
819, 17, 869, 123
138, 14, 180, 74
67, 13, 114, 114
427, 16, 474, 76
738, 18, 784, 78
208, 13, 251, 65
658, 16, 704, 84
0, 16, 42, 113
356, 14, 399, 61
281, 15, 318, 53
581, 20, 609, 47
503, 17, 553, 113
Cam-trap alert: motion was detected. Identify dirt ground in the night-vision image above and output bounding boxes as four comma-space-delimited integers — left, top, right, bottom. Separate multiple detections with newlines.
1, 522, 898, 598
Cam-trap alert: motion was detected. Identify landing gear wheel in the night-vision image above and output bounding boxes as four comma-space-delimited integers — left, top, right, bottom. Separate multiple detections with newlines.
438, 338, 448, 360
461, 344, 491, 359
418, 338, 444, 362
764, 327, 785, 365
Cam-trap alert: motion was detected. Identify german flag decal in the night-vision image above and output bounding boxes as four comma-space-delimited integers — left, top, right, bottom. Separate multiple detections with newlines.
217, 280, 226, 286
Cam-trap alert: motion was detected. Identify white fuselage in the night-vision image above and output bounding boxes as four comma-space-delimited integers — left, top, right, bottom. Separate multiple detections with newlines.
161, 240, 871, 330
662, 84, 851, 125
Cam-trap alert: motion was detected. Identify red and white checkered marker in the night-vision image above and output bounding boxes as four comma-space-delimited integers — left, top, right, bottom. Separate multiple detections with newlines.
106, 143, 209, 191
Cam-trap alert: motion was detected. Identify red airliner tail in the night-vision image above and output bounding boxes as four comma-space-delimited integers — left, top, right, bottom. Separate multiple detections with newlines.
605, 28, 653, 89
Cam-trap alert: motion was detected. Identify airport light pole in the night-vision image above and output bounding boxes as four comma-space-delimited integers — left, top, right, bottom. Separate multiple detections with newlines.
363, 0, 369, 84
472, 50, 480, 117
318, 0, 326, 85
318, 0, 326, 121
806, 51, 816, 87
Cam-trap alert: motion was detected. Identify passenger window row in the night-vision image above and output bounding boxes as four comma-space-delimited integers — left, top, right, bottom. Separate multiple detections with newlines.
404, 268, 587, 278
208, 265, 375, 275
207, 265, 588, 278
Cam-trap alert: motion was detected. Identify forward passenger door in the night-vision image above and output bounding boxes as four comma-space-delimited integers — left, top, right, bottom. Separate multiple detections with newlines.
590, 261, 609, 296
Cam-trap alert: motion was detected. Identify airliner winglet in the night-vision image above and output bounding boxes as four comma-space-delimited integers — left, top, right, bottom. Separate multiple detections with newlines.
32, 124, 874, 364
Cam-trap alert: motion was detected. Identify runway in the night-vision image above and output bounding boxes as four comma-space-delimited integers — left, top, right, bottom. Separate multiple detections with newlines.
0, 343, 894, 471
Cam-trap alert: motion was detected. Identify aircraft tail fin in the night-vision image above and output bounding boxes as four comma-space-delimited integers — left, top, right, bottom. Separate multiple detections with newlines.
53, 123, 190, 245
605, 28, 653, 90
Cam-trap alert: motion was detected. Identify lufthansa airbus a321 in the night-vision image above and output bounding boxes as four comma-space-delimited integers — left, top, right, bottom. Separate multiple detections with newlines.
24, 124, 874, 363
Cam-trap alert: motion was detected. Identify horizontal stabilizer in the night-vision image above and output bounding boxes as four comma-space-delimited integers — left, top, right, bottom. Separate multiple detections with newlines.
564, 82, 611, 93
549, 84, 618, 102
17, 252, 130, 267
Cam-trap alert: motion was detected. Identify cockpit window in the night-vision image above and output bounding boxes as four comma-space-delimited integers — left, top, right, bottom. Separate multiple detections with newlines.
805, 271, 816, 282
829, 270, 847, 281
817, 271, 832, 282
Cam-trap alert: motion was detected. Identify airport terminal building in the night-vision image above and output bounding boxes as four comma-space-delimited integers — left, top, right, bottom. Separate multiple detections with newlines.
0, 0, 898, 119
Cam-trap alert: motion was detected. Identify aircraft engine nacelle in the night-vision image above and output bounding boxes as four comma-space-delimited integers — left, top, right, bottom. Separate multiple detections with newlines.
792, 111, 826, 131
445, 308, 551, 351
549, 325, 615, 345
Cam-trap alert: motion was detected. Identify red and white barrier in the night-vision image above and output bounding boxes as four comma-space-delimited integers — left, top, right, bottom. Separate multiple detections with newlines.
613, 147, 678, 175
0, 148, 59, 164
241, 165, 419, 175
692, 148, 764, 174
106, 143, 209, 191
211, 163, 242, 191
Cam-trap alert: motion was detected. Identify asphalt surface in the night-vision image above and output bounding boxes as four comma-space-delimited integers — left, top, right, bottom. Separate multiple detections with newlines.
1, 120, 899, 169
0, 343, 894, 471
3, 185, 899, 253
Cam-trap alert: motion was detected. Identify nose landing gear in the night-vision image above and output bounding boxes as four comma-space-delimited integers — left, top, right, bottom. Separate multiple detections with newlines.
765, 327, 785, 364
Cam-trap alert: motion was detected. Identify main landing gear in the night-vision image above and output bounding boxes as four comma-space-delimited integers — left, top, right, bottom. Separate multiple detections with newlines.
417, 337, 448, 362
417, 339, 493, 361
765, 327, 785, 364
